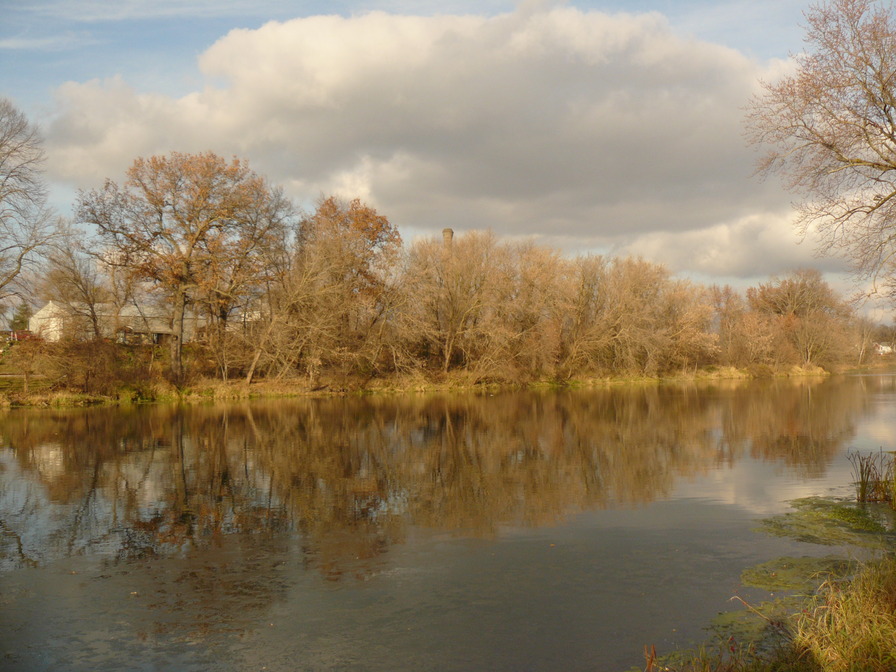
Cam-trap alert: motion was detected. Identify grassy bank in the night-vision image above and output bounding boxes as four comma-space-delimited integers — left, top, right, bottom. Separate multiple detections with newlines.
641, 556, 896, 672
640, 455, 896, 672
0, 364, 839, 408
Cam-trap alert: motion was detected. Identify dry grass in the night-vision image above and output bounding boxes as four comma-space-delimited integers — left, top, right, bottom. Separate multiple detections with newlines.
793, 558, 896, 671
644, 475, 896, 672
643, 559, 896, 672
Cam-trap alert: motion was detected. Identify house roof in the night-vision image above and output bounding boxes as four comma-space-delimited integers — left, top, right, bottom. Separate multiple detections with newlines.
30, 300, 203, 336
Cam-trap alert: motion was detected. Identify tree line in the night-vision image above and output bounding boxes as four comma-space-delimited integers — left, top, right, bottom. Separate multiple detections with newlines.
0, 149, 883, 395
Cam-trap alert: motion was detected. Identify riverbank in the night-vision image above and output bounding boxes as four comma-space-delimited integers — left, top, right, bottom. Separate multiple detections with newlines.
0, 364, 841, 407
641, 464, 896, 672
643, 555, 896, 672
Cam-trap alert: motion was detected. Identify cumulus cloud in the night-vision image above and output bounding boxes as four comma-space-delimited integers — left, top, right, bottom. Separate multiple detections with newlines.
44, 5, 802, 277
618, 210, 839, 278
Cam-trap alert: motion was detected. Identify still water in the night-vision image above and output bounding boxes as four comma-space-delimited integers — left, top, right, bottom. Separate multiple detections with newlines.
1, 375, 894, 671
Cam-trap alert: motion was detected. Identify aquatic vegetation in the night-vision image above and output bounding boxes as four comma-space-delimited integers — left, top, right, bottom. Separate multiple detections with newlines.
642, 639, 768, 672
641, 559, 896, 671
757, 497, 895, 549
847, 450, 896, 507
740, 557, 854, 593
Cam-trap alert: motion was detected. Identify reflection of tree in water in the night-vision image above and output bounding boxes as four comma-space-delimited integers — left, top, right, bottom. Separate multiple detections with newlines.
0, 377, 872, 579
118, 411, 291, 559
716, 376, 870, 478
0, 406, 296, 645
0, 406, 288, 572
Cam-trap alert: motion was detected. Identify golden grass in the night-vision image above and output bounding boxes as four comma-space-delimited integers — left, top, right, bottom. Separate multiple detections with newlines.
793, 558, 896, 672
644, 558, 896, 672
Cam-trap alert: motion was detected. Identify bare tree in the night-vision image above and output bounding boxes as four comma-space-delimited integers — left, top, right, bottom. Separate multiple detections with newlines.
595, 258, 715, 375
0, 98, 53, 302
39, 222, 110, 340
77, 152, 291, 382
557, 255, 613, 377
747, 0, 896, 292
196, 185, 292, 380
403, 230, 499, 374
483, 242, 568, 381
710, 285, 747, 366
747, 269, 854, 366
244, 196, 400, 386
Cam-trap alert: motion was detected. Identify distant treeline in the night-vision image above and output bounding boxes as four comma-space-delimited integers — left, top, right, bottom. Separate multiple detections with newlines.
3, 152, 890, 396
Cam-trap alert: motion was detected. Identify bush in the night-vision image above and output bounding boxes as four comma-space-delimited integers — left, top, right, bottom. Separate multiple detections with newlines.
31, 340, 158, 396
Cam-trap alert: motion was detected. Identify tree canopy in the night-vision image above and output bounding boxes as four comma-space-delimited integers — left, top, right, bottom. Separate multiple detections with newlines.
77, 151, 292, 381
747, 0, 896, 293
0, 98, 52, 302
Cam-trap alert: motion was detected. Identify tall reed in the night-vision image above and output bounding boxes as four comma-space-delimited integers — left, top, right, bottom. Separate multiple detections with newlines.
847, 450, 896, 507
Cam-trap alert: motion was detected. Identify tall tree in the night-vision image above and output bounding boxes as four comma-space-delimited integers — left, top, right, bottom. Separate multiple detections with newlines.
0, 98, 53, 302
404, 230, 499, 374
747, 269, 853, 366
40, 222, 111, 340
483, 241, 567, 381
557, 255, 612, 377
747, 0, 896, 292
244, 196, 400, 385
9, 301, 32, 331
295, 197, 401, 381
77, 152, 292, 382
297, 196, 401, 295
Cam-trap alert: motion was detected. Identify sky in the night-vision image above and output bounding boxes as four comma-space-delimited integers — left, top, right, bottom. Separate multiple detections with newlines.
1, 0, 873, 303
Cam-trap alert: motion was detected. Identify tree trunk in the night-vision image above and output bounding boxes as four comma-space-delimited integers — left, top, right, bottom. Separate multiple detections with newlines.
171, 288, 187, 384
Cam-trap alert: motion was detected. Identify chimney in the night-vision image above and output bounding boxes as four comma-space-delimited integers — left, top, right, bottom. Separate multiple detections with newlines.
442, 228, 454, 247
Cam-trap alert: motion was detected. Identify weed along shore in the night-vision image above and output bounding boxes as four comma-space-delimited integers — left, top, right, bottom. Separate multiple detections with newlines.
639, 452, 896, 672
0, 363, 843, 408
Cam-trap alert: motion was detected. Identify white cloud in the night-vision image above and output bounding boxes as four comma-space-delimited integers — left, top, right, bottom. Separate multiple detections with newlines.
619, 210, 828, 278
44, 5, 803, 276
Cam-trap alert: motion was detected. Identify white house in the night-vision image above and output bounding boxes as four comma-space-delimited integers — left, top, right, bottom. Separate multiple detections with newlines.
29, 300, 205, 344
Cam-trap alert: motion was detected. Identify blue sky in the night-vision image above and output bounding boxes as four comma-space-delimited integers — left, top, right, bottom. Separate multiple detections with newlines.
1, 0, 860, 296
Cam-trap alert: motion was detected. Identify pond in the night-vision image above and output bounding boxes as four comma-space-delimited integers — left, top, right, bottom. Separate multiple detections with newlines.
1, 375, 894, 671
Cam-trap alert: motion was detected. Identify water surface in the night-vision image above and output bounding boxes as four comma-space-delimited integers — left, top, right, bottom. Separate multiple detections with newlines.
1, 375, 890, 671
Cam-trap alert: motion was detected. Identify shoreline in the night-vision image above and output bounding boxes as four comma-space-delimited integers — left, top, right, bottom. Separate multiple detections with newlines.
0, 363, 863, 408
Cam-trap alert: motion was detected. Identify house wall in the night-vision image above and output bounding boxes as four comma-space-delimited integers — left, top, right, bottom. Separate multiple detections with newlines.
28, 301, 67, 341
28, 300, 206, 343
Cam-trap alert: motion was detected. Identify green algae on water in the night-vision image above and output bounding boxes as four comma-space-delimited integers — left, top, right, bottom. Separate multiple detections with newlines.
757, 497, 896, 549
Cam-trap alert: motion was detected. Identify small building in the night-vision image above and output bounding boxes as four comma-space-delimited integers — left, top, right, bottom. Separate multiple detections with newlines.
28, 300, 205, 344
